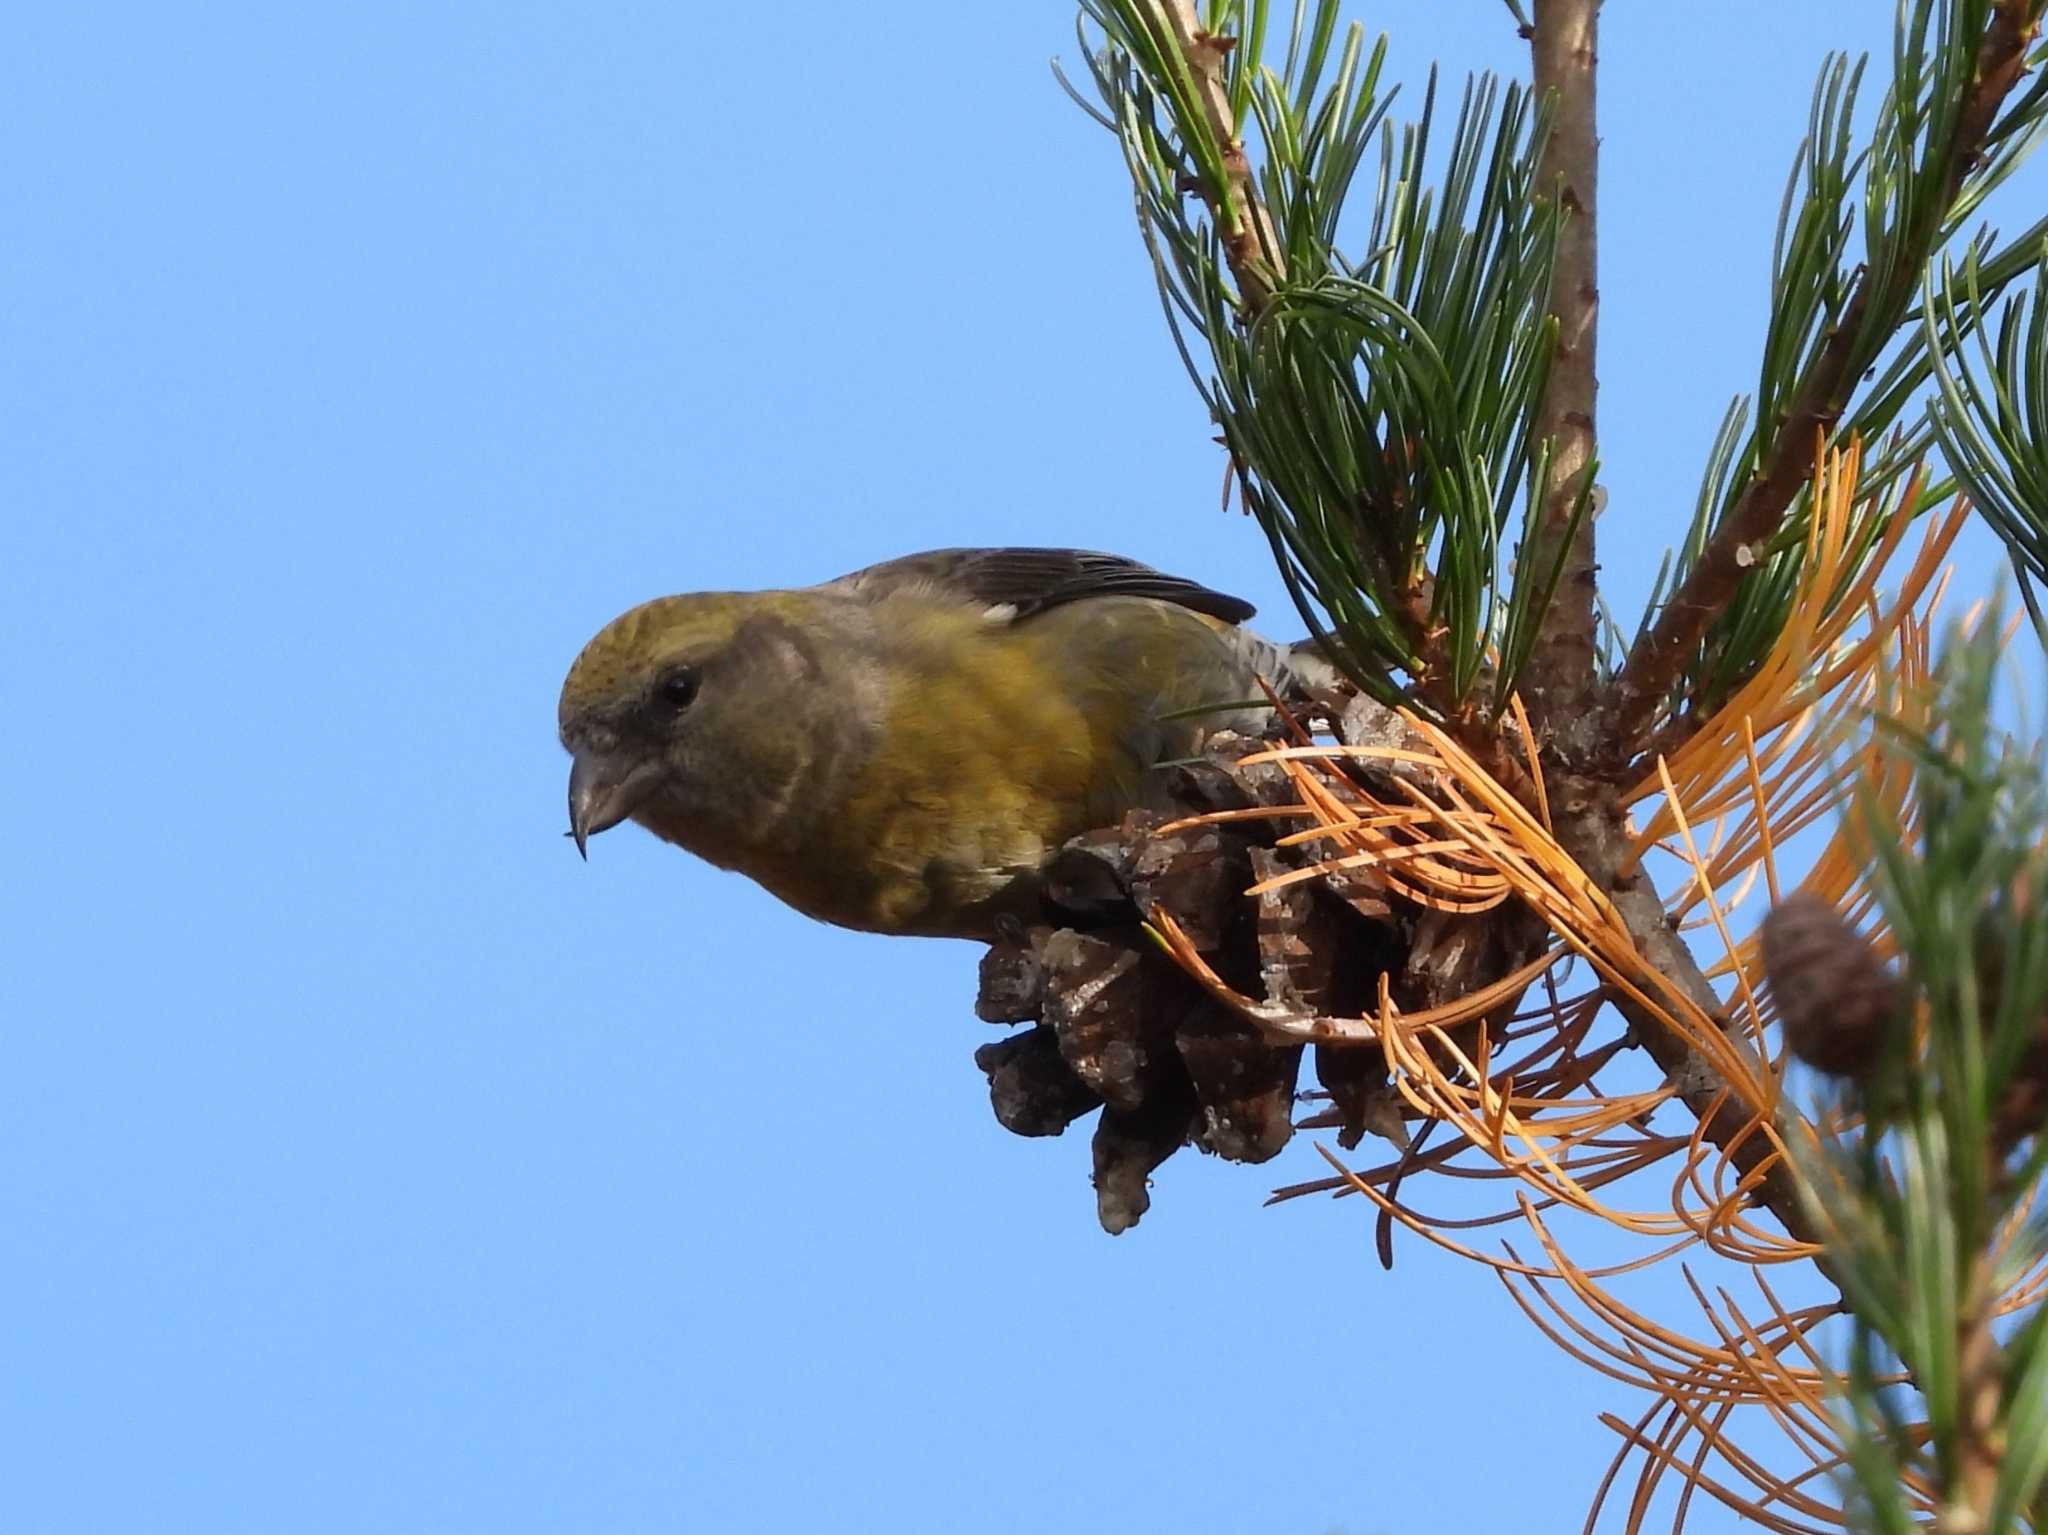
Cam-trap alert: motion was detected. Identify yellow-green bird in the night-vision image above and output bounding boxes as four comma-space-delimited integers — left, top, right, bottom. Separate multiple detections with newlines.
558, 547, 1333, 940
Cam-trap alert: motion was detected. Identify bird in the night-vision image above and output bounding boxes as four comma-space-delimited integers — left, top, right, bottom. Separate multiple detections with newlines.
558, 547, 1336, 940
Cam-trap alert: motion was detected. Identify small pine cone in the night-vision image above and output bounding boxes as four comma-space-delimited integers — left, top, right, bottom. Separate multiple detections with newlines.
1760, 892, 1900, 1078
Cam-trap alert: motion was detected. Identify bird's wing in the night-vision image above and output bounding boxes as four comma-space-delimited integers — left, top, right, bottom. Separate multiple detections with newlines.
821, 547, 1256, 626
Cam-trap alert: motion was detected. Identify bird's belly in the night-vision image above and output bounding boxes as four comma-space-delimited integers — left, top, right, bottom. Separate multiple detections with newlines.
759, 801, 1056, 939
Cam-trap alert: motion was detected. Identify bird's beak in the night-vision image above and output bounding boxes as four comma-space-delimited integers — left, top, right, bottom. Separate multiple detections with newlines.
566, 751, 664, 859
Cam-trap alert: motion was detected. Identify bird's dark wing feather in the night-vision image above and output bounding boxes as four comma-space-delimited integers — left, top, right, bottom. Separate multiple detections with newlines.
823, 547, 1256, 625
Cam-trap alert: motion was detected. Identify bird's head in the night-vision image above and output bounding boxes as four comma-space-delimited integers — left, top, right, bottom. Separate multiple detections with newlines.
557, 591, 858, 865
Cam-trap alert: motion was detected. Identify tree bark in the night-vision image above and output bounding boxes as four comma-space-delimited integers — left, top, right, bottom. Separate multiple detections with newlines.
1518, 0, 1602, 766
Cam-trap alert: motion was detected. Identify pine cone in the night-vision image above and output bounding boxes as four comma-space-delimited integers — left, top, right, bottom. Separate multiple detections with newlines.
1759, 892, 1900, 1078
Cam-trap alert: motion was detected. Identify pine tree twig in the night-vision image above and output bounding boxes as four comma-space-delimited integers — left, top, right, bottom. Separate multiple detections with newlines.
1515, 0, 1833, 1284
1605, 0, 2042, 760
1518, 0, 1603, 767
1134, 0, 1285, 311
1555, 782, 1829, 1256
1950, 1258, 2004, 1531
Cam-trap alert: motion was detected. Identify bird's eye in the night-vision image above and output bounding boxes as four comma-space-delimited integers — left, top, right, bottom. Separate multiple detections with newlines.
656, 666, 699, 709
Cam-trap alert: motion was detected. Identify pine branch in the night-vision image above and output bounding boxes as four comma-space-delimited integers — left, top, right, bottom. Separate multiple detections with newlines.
1079, 2, 1566, 713
1517, 0, 1602, 766
1557, 785, 1829, 1254
1927, 236, 2048, 619
1519, 0, 1828, 1256
1776, 622, 2048, 1529
1523, 0, 1843, 1268
1605, 0, 2044, 760
1131, 0, 1285, 310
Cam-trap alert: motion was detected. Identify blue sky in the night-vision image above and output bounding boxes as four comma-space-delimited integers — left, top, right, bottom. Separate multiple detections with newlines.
7, 5, 2043, 1533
